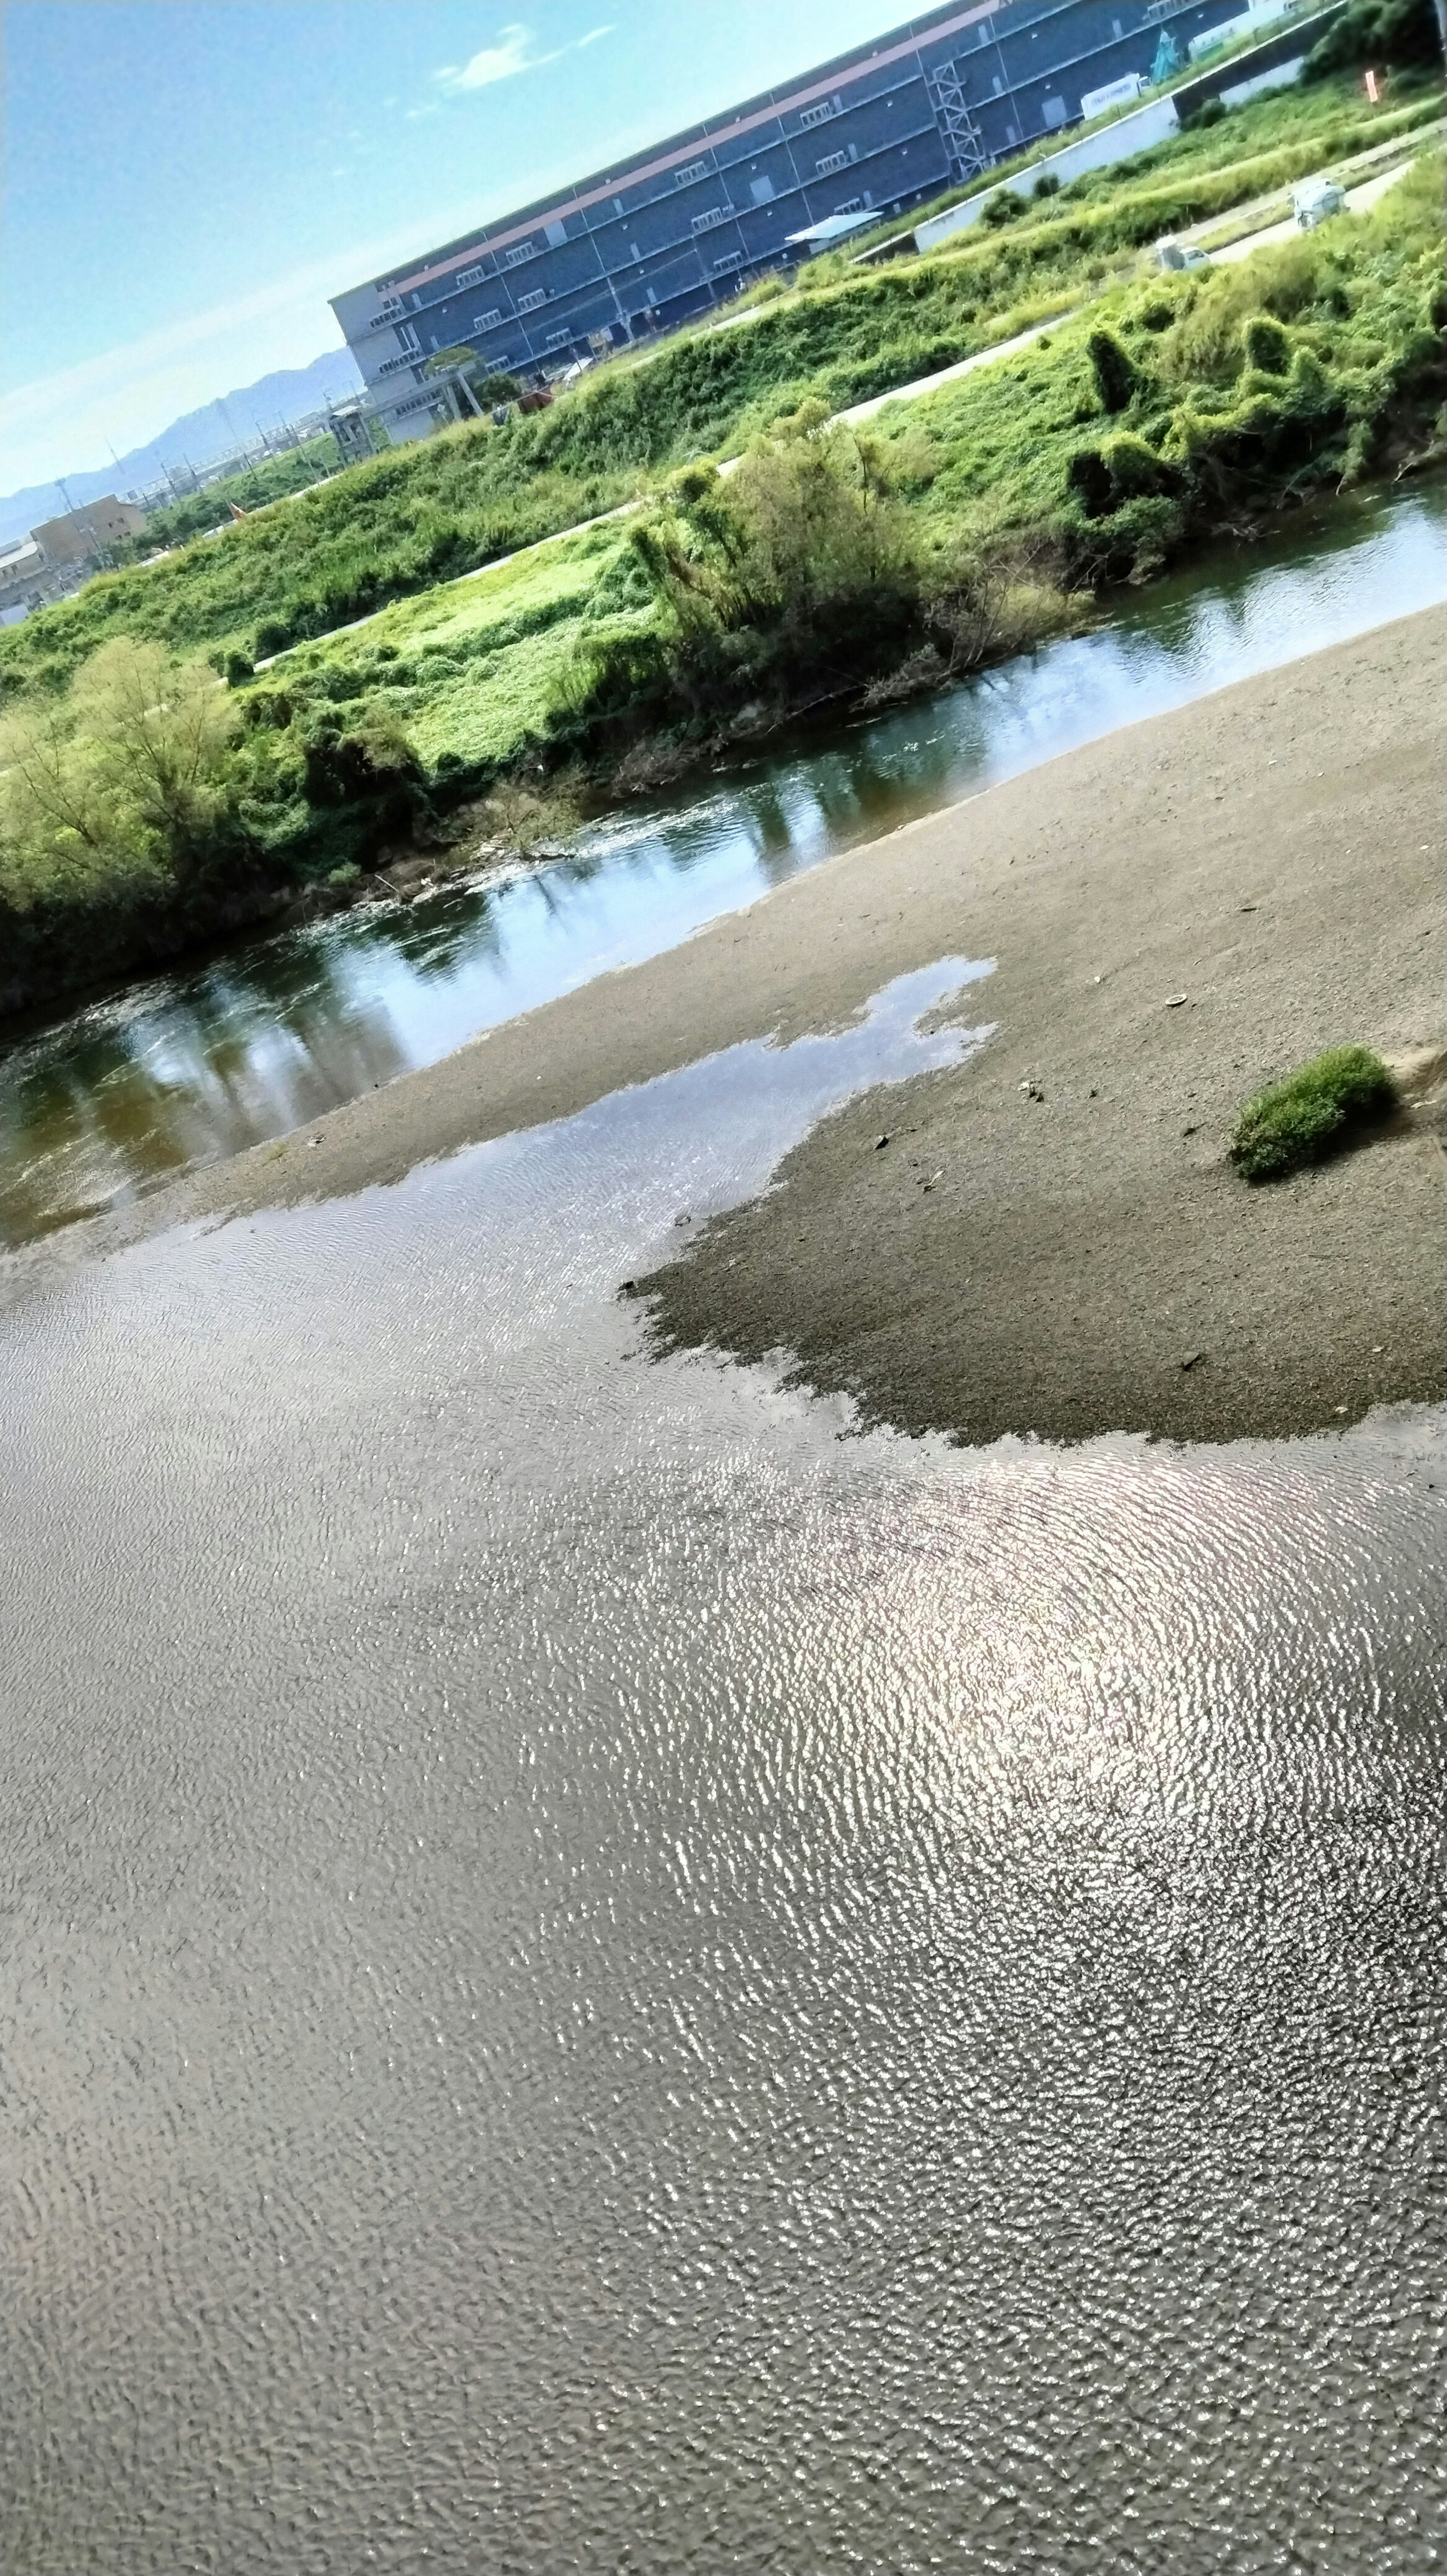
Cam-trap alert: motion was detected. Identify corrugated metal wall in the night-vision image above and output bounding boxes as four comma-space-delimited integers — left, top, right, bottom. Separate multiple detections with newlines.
333, 0, 1257, 431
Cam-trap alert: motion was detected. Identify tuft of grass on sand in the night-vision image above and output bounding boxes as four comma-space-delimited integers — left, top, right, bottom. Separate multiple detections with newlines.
1230, 1044, 1397, 1180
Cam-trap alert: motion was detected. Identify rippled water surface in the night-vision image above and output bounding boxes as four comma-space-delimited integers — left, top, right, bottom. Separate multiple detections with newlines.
3, 480, 1444, 1244
4, 964, 1445, 2571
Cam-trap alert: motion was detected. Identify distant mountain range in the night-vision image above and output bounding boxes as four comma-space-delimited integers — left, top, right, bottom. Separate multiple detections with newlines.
0, 347, 366, 548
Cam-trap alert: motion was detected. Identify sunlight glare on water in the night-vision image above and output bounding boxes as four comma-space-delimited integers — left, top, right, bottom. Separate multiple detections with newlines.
3, 962, 1445, 2571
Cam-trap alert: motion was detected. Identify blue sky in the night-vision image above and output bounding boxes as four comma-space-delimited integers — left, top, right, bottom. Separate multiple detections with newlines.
1, 1, 907, 492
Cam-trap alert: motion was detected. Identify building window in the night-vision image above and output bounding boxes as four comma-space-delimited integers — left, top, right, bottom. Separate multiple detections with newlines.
816, 150, 848, 176
834, 197, 863, 216
750, 174, 775, 203
691, 205, 729, 234
712, 249, 744, 273
545, 329, 571, 348
675, 158, 709, 185
473, 309, 503, 332
396, 320, 421, 354
456, 264, 488, 289
517, 286, 548, 313
502, 241, 536, 269
1042, 96, 1066, 129
798, 97, 841, 130
545, 220, 568, 248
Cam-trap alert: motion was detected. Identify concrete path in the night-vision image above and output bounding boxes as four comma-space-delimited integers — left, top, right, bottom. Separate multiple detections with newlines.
257, 145, 1429, 669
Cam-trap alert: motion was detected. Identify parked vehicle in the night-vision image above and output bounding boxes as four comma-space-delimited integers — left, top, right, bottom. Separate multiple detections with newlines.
1291, 175, 1346, 230
1154, 236, 1210, 271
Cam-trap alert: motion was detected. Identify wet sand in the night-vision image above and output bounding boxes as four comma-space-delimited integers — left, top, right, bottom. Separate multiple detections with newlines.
11, 607, 1443, 1443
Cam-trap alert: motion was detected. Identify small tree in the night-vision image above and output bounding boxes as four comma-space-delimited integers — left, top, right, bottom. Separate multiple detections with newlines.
0, 640, 239, 905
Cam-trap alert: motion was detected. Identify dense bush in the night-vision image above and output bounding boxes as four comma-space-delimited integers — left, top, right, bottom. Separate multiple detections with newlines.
1088, 328, 1139, 412
1231, 1046, 1397, 1178
562, 410, 924, 738
0, 635, 439, 1009
1306, 0, 1442, 76
1241, 313, 1293, 374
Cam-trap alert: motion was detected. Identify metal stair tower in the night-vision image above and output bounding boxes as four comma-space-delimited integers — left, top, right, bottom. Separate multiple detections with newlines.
926, 57, 988, 184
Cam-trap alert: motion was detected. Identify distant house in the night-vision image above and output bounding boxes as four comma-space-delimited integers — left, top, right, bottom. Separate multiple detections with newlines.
0, 534, 46, 622
30, 494, 148, 569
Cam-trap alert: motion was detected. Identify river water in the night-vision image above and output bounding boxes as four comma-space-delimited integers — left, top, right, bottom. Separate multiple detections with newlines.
3, 503, 1446, 2572
2, 480, 1444, 1246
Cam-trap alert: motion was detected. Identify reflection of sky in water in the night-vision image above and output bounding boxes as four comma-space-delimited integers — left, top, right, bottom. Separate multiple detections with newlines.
2, 483, 1444, 1243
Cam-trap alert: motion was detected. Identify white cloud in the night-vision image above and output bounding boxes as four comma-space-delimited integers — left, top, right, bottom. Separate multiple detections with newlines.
436, 24, 555, 91
431, 18, 612, 98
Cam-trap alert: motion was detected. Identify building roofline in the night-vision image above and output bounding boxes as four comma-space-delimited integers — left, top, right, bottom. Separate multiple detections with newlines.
332, 0, 1008, 311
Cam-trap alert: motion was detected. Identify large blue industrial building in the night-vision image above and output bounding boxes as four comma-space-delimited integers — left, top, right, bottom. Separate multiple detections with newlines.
331, 0, 1254, 438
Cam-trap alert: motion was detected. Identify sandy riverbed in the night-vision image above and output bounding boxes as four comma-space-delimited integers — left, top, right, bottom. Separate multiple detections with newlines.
12, 607, 1443, 1443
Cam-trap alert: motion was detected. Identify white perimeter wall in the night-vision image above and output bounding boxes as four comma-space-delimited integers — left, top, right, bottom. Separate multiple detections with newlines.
914, 92, 1183, 251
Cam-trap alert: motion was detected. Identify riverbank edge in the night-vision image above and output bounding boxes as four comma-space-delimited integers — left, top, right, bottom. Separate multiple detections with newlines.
5, 609, 1443, 1449
3, 419, 1443, 1028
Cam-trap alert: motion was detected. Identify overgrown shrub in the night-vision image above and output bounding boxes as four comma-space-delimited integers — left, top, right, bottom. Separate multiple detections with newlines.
1241, 313, 1293, 374
1307, 0, 1440, 76
1230, 1045, 1397, 1178
1087, 328, 1139, 413
1157, 237, 1322, 379
0, 640, 240, 909
567, 407, 923, 736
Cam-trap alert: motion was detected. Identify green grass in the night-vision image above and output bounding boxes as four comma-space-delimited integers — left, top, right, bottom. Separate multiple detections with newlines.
1230, 1045, 1398, 1178
842, 60, 1441, 257
1, 77, 1443, 1021
0, 69, 1434, 702
115, 434, 342, 554
275, 517, 652, 773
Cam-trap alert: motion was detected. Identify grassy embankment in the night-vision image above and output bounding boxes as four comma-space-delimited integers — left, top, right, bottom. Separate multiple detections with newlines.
111, 433, 343, 558
3, 70, 1436, 693
1, 67, 1442, 1016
